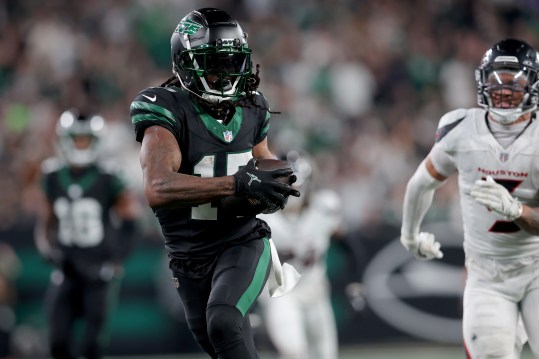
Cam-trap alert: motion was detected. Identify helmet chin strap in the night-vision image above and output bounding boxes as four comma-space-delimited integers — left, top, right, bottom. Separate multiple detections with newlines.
174, 70, 241, 105
174, 70, 235, 125
69, 149, 96, 166
174, 70, 210, 101
489, 106, 535, 125
201, 93, 228, 104
489, 108, 524, 125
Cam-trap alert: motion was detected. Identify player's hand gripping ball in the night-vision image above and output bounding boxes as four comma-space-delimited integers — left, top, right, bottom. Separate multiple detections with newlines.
224, 158, 300, 216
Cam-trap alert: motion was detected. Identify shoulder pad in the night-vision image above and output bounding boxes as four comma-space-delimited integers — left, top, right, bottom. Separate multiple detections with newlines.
256, 92, 270, 110
438, 108, 468, 128
40, 157, 63, 174
132, 86, 171, 104
130, 87, 183, 130
240, 91, 271, 112
96, 159, 122, 176
435, 108, 467, 143
98, 160, 133, 185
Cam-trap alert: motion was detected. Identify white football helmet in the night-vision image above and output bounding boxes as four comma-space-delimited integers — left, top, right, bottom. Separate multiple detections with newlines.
56, 109, 105, 166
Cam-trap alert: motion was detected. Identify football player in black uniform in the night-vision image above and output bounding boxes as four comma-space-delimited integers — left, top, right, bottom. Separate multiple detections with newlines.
130, 7, 300, 359
35, 109, 141, 359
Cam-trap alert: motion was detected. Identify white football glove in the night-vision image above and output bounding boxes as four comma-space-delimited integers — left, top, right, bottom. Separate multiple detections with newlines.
400, 232, 444, 260
470, 175, 522, 221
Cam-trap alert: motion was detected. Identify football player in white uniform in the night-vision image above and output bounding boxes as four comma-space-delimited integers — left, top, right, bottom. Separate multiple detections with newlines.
400, 38, 539, 358
259, 151, 342, 359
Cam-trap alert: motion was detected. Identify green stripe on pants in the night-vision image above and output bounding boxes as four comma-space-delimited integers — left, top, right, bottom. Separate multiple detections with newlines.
236, 237, 271, 316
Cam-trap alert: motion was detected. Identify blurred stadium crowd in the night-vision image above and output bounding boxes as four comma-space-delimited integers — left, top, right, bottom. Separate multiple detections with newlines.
0, 0, 538, 356
2, 0, 538, 232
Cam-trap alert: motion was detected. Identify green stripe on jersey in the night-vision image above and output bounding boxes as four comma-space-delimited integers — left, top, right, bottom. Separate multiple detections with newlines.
260, 123, 269, 137
130, 101, 175, 126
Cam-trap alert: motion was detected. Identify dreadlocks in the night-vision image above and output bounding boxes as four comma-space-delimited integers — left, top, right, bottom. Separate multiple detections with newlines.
161, 64, 260, 94
244, 64, 261, 96
235, 64, 280, 114
160, 76, 181, 88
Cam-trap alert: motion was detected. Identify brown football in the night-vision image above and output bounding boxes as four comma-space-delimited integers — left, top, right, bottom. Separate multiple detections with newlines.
220, 158, 292, 217
255, 159, 294, 184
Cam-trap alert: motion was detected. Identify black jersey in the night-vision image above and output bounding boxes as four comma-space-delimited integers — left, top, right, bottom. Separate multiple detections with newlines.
130, 86, 272, 258
41, 160, 126, 277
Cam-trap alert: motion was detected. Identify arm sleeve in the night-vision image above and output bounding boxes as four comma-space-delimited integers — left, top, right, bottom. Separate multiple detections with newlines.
401, 161, 446, 239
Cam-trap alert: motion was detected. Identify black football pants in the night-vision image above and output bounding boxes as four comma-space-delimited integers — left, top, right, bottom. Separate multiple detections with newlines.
45, 272, 111, 359
174, 237, 271, 359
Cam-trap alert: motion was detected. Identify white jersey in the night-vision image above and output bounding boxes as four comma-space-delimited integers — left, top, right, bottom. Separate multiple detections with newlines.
260, 189, 341, 291
431, 108, 539, 259
259, 189, 341, 359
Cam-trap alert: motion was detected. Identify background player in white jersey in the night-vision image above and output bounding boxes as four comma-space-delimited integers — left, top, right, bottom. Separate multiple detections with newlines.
259, 151, 342, 359
400, 38, 539, 358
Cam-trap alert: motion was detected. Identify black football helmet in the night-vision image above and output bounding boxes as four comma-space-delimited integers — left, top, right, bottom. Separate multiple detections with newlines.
475, 38, 539, 124
56, 109, 105, 166
170, 8, 252, 104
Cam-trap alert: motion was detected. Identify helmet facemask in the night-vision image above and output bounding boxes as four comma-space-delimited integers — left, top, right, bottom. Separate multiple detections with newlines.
56, 110, 105, 166
476, 38, 539, 125
179, 46, 252, 103
170, 8, 253, 105
477, 65, 539, 124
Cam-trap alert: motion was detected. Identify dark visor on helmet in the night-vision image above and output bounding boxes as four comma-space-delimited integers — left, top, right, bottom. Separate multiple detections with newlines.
193, 53, 249, 74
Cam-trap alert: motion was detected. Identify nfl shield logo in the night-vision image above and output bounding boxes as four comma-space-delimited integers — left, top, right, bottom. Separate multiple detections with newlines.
223, 130, 233, 143
500, 152, 509, 162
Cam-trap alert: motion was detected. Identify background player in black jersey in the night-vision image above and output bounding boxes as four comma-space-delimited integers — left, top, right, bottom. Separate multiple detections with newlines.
34, 109, 141, 359
130, 7, 300, 359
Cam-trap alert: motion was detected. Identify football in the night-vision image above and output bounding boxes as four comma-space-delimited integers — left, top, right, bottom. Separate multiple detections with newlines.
255, 159, 294, 184
220, 159, 293, 217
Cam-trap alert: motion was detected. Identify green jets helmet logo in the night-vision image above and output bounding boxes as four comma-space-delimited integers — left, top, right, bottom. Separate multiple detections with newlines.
175, 19, 203, 35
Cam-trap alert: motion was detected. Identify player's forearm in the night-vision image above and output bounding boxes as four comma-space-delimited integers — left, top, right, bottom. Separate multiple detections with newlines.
401, 162, 443, 238
34, 217, 60, 262
514, 206, 539, 235
34, 231, 51, 256
140, 126, 237, 208
144, 172, 235, 209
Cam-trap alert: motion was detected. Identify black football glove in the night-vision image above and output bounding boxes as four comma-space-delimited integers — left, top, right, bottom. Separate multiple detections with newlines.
234, 158, 300, 207
260, 173, 300, 214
